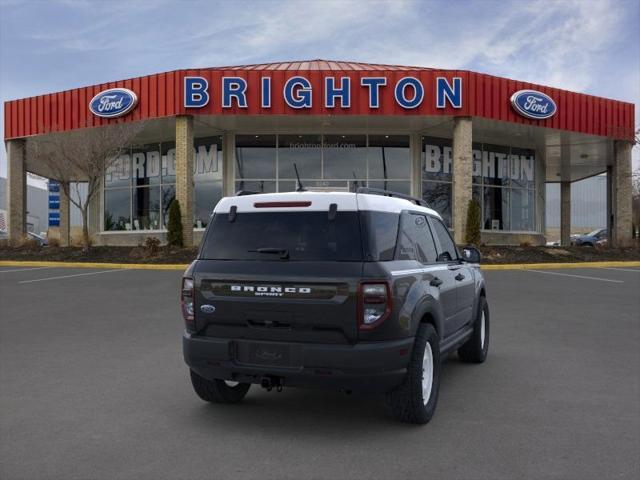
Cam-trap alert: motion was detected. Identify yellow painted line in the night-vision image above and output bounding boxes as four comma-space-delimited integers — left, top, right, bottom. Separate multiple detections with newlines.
0, 260, 189, 270
481, 261, 640, 270
1, 260, 639, 271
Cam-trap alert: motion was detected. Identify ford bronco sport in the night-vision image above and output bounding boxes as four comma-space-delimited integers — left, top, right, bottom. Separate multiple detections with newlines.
182, 188, 489, 424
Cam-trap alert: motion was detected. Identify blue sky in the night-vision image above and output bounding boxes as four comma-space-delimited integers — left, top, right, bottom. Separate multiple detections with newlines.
1, 0, 638, 178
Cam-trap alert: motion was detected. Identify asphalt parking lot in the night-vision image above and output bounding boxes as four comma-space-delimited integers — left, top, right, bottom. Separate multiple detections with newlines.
1, 265, 639, 480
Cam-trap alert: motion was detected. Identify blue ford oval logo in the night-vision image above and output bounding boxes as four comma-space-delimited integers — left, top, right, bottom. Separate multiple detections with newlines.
89, 88, 138, 118
200, 304, 216, 314
510, 89, 556, 120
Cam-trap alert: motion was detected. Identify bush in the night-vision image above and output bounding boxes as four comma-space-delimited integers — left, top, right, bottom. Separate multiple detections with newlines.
167, 199, 183, 247
465, 199, 482, 245
144, 236, 161, 256
48, 237, 61, 248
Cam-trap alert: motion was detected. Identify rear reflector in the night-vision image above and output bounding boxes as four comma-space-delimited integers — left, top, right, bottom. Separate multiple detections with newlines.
254, 201, 312, 208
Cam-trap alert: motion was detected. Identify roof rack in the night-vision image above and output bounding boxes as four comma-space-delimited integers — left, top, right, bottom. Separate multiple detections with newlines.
235, 190, 261, 196
356, 187, 430, 208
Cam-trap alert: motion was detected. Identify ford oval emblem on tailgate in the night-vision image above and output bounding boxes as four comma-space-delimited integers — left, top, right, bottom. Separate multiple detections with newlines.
200, 304, 216, 314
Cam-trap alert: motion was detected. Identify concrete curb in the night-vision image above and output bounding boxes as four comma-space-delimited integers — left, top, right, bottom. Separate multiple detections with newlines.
0, 260, 190, 270
1, 260, 639, 271
481, 261, 640, 270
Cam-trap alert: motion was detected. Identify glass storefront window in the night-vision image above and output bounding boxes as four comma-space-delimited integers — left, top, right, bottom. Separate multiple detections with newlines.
161, 185, 175, 228
194, 136, 223, 228
235, 135, 276, 179
278, 134, 322, 179
234, 134, 411, 196
368, 180, 410, 195
104, 188, 131, 231
105, 154, 131, 188
322, 134, 367, 179
195, 181, 222, 228
483, 186, 509, 231
132, 143, 161, 187
423, 137, 452, 183
104, 136, 224, 232
161, 142, 176, 184
368, 135, 410, 180
132, 186, 160, 230
482, 144, 511, 187
510, 147, 535, 189
235, 180, 277, 194
423, 181, 452, 227
510, 189, 535, 231
423, 136, 537, 232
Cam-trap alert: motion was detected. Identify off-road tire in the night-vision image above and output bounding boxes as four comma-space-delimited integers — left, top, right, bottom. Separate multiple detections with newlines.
190, 370, 251, 403
458, 296, 489, 363
386, 323, 440, 424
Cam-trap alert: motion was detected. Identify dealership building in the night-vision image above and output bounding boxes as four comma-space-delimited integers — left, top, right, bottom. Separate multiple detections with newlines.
3, 60, 635, 246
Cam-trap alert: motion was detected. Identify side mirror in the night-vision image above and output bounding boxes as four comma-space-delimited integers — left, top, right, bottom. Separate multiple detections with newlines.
462, 246, 481, 264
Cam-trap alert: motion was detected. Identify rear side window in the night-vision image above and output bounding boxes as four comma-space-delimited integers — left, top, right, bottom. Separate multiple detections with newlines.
430, 217, 458, 262
201, 212, 363, 261
396, 212, 438, 263
360, 211, 399, 261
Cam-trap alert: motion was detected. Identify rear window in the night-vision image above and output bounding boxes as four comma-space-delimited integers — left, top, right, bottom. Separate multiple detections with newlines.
201, 212, 363, 261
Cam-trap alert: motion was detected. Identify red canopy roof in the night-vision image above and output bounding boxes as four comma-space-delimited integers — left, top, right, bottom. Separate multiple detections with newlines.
4, 59, 635, 141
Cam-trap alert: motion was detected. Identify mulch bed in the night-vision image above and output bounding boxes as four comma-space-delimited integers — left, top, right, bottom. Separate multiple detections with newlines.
1, 244, 638, 265
479, 245, 640, 264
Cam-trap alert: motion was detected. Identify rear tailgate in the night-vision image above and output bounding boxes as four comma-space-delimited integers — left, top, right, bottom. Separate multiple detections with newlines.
194, 260, 363, 344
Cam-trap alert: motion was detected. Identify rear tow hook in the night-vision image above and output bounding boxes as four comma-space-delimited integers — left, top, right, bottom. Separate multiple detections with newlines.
260, 376, 284, 392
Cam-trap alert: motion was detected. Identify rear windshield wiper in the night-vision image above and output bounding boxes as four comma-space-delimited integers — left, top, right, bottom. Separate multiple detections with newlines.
248, 247, 290, 260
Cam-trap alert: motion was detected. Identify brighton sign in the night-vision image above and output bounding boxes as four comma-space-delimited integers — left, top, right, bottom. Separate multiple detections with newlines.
89, 88, 138, 118
183, 75, 463, 110
510, 89, 557, 120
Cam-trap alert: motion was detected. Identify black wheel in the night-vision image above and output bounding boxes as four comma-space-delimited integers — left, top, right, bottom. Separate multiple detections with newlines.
386, 323, 441, 424
458, 296, 489, 363
189, 370, 251, 404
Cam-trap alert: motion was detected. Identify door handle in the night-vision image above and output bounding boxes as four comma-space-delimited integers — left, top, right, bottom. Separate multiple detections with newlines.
455, 273, 465, 281
430, 277, 443, 287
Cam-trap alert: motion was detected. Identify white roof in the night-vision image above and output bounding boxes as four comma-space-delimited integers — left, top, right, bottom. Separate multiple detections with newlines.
213, 191, 442, 219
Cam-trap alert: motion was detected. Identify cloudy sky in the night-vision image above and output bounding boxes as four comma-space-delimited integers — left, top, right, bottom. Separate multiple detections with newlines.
0, 0, 638, 178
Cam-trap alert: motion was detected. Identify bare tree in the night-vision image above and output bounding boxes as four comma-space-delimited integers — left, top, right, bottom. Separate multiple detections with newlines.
27, 121, 144, 250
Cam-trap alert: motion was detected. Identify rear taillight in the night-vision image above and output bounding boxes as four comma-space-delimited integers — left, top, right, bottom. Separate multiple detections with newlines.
358, 282, 392, 330
181, 277, 195, 331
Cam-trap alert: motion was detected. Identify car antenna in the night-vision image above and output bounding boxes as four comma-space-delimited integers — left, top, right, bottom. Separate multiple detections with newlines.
293, 163, 307, 191
352, 171, 358, 190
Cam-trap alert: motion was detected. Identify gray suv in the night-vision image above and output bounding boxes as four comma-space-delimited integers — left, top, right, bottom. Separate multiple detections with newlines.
182, 188, 489, 424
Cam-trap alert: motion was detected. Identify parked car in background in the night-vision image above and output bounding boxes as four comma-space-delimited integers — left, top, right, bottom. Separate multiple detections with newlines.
0, 230, 48, 245
572, 228, 607, 247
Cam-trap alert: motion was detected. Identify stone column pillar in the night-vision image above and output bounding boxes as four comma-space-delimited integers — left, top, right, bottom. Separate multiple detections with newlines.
59, 182, 70, 247
611, 141, 633, 247
410, 133, 422, 198
606, 165, 613, 244
560, 181, 571, 246
175, 115, 194, 246
222, 133, 235, 197
6, 139, 27, 244
452, 117, 473, 244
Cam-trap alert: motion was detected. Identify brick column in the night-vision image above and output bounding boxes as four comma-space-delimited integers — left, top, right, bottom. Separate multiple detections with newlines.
560, 181, 571, 246
175, 115, 194, 246
59, 182, 71, 246
452, 117, 472, 244
611, 141, 633, 247
6, 139, 27, 244
222, 133, 235, 197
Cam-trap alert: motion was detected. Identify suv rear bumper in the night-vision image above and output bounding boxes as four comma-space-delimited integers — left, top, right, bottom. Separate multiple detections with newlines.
183, 333, 414, 393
